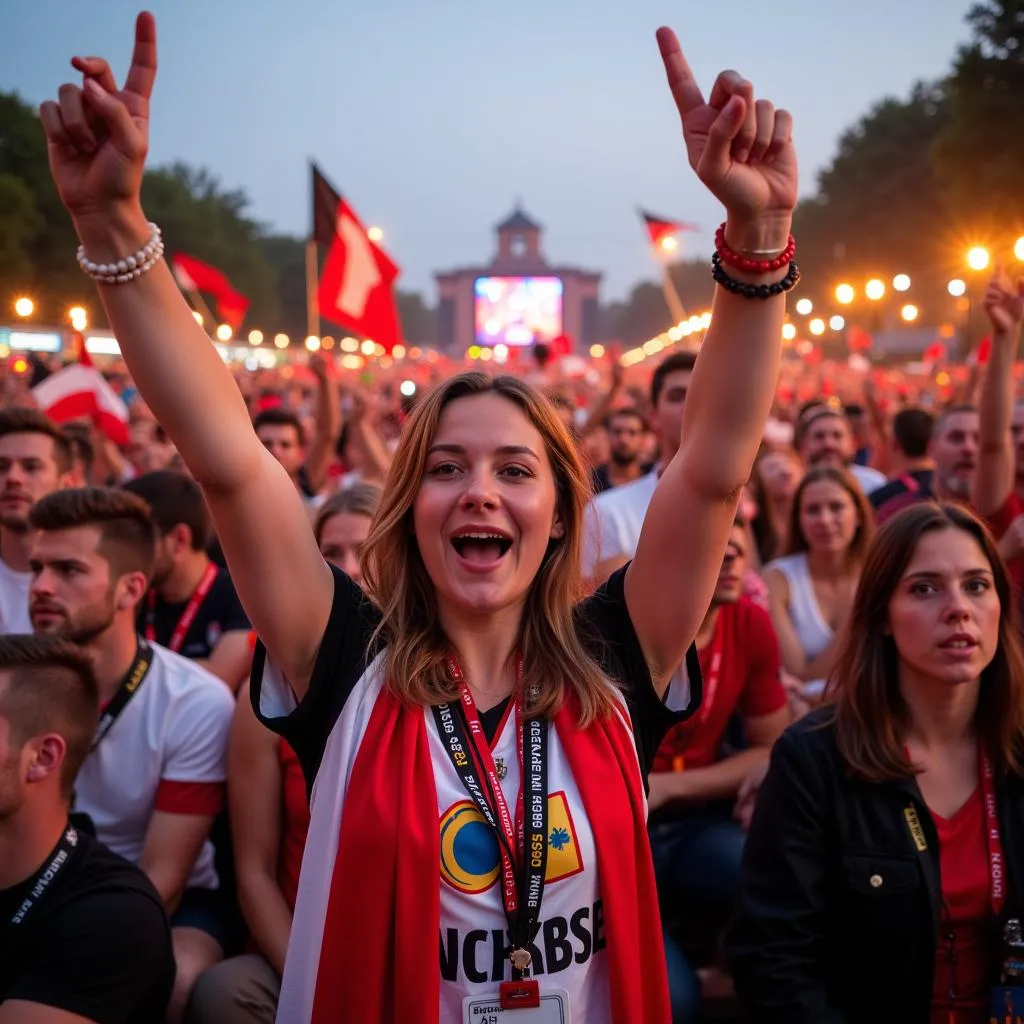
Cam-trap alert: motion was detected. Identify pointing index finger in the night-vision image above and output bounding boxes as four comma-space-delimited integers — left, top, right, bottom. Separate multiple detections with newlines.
125, 10, 158, 101
656, 27, 705, 117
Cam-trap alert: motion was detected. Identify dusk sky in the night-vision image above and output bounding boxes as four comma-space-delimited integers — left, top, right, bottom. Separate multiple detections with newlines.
4, 1, 971, 302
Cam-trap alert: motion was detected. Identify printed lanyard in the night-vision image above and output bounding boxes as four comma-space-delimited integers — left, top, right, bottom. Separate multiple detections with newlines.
144, 562, 217, 653
90, 640, 154, 752
980, 746, 1006, 915
8, 825, 79, 925
430, 655, 548, 981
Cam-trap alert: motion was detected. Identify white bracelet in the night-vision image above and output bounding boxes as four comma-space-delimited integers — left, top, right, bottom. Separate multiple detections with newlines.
76, 222, 165, 284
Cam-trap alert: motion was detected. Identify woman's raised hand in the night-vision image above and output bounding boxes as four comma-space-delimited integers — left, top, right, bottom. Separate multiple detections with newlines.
983, 269, 1024, 337
39, 11, 156, 229
657, 27, 797, 249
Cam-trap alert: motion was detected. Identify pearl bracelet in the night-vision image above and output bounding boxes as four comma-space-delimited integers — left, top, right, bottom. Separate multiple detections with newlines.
76, 222, 165, 284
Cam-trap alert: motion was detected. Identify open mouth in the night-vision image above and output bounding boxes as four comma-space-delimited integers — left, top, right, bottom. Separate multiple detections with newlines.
450, 531, 513, 565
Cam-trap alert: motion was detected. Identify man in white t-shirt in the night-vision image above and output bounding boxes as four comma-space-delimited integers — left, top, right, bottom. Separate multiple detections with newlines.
26, 487, 234, 1024
583, 351, 694, 584
0, 409, 75, 634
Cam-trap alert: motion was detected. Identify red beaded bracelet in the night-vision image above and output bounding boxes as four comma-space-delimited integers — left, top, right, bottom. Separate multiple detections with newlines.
714, 223, 796, 274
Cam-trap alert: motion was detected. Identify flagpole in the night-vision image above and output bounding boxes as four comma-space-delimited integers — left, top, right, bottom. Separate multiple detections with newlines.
185, 289, 217, 334
305, 238, 320, 340
659, 263, 687, 325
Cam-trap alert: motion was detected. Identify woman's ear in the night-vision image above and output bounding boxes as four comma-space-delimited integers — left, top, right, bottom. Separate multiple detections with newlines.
550, 515, 566, 541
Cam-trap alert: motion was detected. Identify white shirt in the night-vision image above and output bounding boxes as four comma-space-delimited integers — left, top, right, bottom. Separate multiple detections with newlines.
75, 643, 234, 891
0, 555, 32, 635
581, 470, 659, 579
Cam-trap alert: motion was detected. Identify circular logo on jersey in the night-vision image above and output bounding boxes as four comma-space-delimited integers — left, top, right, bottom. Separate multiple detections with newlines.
206, 621, 223, 650
439, 799, 499, 894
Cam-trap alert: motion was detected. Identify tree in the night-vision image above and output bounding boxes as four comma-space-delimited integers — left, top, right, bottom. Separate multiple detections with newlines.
395, 290, 436, 346
0, 173, 41, 283
934, 0, 1024, 234
141, 163, 281, 330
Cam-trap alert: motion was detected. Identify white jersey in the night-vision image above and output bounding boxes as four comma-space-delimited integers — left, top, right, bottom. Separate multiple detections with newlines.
75, 642, 234, 891
254, 565, 692, 1023
0, 555, 32, 634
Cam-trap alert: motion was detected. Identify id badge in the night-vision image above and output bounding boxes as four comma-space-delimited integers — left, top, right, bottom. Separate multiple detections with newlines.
463, 987, 570, 1022
989, 984, 1024, 1022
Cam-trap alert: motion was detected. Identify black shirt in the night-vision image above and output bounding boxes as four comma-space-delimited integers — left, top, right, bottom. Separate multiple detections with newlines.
137, 565, 250, 659
0, 829, 175, 1022
252, 563, 698, 797
868, 468, 933, 510
591, 463, 655, 495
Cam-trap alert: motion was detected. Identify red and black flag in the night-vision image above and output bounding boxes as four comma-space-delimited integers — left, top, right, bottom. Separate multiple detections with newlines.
638, 209, 698, 248
312, 164, 403, 351
171, 253, 250, 331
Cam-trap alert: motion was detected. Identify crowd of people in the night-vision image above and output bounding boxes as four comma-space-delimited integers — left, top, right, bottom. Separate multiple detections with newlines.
5, 10, 1024, 1024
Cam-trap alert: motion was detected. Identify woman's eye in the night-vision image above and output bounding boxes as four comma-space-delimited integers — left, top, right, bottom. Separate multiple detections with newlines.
428, 462, 459, 477
501, 465, 531, 479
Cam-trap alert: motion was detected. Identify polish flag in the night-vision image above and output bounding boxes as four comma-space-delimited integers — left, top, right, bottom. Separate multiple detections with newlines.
32, 337, 130, 446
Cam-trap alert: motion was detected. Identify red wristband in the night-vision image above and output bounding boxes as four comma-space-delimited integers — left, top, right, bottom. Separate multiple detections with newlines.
715, 223, 796, 274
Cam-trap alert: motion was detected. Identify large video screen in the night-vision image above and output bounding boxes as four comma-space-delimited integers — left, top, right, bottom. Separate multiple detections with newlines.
474, 276, 563, 347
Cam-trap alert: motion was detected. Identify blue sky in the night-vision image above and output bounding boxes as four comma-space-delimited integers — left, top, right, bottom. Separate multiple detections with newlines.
3, 0, 972, 301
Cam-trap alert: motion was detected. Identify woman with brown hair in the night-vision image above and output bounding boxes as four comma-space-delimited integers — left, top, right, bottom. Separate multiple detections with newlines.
728, 502, 1024, 1024
39, 13, 798, 1022
763, 465, 875, 703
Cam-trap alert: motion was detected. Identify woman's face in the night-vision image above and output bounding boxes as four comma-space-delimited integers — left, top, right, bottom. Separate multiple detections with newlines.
888, 528, 1000, 687
759, 451, 801, 502
412, 393, 564, 622
798, 479, 859, 555
319, 511, 372, 586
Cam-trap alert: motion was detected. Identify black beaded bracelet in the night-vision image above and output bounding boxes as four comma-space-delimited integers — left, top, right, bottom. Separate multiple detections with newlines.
711, 251, 800, 299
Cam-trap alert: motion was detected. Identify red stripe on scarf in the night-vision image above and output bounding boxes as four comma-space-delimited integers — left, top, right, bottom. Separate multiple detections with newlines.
314, 686, 671, 1023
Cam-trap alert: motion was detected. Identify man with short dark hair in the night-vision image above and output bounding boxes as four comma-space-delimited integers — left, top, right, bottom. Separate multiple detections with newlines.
27, 487, 234, 1023
876, 405, 979, 523
583, 351, 696, 583
868, 407, 935, 511
0, 633, 174, 1022
0, 408, 75, 634
123, 471, 250, 687
591, 408, 652, 493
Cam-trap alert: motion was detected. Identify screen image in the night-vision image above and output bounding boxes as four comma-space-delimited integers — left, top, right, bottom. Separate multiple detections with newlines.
474, 276, 563, 347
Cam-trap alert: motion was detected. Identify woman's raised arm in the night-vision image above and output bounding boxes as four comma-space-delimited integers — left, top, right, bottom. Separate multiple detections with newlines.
40, 12, 332, 695
626, 28, 796, 691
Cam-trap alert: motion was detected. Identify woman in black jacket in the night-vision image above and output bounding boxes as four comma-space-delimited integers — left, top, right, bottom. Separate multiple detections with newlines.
727, 500, 1024, 1024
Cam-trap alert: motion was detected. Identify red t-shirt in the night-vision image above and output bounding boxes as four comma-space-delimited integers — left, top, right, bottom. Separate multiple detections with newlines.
653, 598, 786, 772
277, 737, 311, 913
930, 787, 994, 1023
986, 492, 1024, 595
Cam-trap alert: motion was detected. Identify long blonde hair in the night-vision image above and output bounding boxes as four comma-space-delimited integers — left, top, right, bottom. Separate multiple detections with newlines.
361, 372, 618, 726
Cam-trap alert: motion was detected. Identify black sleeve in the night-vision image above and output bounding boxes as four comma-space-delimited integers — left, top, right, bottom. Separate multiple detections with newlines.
575, 565, 702, 779
250, 563, 381, 791
8, 891, 172, 1023
726, 726, 846, 1024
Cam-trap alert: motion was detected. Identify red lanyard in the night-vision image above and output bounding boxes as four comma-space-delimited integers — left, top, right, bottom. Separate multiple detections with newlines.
980, 746, 1006, 915
448, 655, 525, 918
695, 623, 724, 728
144, 563, 217, 653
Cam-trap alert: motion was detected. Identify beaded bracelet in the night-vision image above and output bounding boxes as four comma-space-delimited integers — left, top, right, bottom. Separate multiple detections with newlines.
714, 223, 796, 273
711, 251, 800, 299
76, 222, 165, 284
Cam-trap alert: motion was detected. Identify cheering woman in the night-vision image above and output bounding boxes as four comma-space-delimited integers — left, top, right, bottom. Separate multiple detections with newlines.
40, 13, 798, 1022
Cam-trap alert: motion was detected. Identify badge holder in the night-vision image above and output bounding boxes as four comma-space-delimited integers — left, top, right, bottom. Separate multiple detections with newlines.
501, 950, 540, 1009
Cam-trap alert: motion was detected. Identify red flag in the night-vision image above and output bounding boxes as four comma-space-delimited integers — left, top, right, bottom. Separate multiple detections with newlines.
923, 341, 946, 365
312, 164, 403, 352
171, 253, 250, 331
31, 341, 130, 446
638, 209, 699, 247
970, 335, 993, 366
